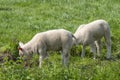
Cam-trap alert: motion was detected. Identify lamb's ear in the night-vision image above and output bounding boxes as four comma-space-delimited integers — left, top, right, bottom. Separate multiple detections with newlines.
19, 42, 24, 47
18, 42, 25, 51
18, 47, 23, 51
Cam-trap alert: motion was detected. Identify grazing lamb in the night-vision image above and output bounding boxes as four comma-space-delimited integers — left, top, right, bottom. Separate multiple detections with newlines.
74, 19, 111, 59
18, 29, 75, 67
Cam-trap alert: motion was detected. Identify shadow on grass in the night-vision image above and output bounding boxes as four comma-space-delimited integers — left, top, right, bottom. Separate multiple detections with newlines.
0, 51, 16, 63
95, 53, 120, 62
0, 7, 12, 11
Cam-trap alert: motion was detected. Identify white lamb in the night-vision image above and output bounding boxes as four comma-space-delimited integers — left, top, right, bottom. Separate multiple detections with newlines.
18, 29, 76, 67
74, 19, 111, 59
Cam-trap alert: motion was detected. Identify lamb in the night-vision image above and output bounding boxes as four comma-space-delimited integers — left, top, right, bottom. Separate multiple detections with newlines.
18, 29, 76, 67
74, 19, 111, 59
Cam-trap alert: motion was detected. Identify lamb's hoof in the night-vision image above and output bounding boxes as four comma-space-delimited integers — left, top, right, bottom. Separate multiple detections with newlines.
106, 57, 113, 60
93, 57, 96, 60
81, 55, 85, 58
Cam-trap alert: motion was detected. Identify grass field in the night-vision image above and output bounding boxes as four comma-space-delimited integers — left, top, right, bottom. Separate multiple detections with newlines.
0, 0, 120, 80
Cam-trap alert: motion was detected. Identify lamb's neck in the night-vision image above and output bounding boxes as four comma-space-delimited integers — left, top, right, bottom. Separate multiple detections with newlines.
74, 33, 83, 44
23, 41, 33, 52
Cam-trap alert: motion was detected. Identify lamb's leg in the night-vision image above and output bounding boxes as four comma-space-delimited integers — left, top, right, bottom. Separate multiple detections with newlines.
95, 40, 101, 57
81, 45, 86, 58
39, 56, 43, 68
62, 49, 70, 67
90, 43, 96, 59
61, 38, 73, 67
38, 49, 47, 68
104, 30, 111, 59
105, 37, 111, 59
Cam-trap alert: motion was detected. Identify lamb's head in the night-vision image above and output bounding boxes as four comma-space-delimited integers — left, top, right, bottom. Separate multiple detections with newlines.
18, 42, 31, 61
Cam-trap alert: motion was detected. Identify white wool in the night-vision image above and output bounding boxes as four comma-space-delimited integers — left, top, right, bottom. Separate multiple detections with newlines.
19, 29, 76, 67
74, 19, 111, 59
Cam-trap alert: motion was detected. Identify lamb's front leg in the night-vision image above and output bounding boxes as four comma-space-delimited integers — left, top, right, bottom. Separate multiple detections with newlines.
90, 43, 96, 59
95, 40, 101, 57
38, 49, 47, 68
81, 45, 86, 58
39, 56, 43, 68
62, 49, 70, 67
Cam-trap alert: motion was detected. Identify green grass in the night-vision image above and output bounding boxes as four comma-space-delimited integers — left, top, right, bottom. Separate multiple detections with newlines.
0, 0, 120, 80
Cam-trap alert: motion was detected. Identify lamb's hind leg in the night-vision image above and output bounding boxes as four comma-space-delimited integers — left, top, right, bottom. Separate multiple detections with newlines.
61, 37, 73, 67
104, 30, 111, 59
105, 36, 111, 59
62, 48, 70, 67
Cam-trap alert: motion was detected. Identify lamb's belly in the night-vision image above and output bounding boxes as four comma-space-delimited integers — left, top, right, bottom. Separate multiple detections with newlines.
94, 35, 103, 41
47, 45, 62, 51
84, 37, 103, 46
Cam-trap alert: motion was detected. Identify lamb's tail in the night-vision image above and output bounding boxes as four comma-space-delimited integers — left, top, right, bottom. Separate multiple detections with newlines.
71, 34, 77, 45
